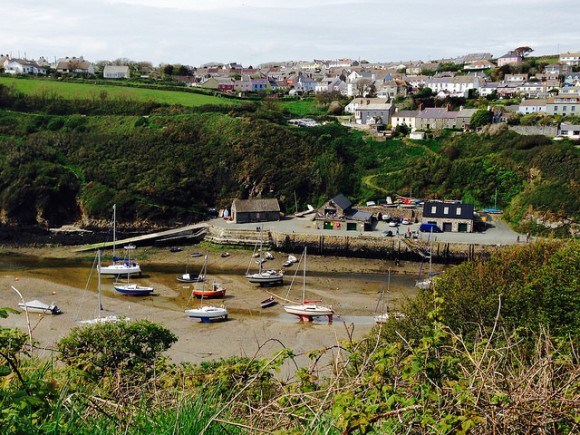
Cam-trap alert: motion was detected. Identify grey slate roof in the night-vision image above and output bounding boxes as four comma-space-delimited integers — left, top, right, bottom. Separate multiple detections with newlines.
232, 198, 280, 213
423, 202, 475, 220
331, 194, 352, 211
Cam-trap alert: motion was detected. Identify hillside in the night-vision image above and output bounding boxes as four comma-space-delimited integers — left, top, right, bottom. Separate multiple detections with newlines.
0, 81, 578, 236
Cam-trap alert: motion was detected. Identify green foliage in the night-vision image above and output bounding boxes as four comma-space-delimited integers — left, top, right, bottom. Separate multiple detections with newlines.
400, 240, 579, 339
469, 109, 492, 128
57, 319, 177, 380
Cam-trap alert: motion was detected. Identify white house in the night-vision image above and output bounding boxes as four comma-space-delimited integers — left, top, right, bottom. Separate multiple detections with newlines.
345, 97, 386, 114
558, 123, 580, 139
518, 99, 547, 114
426, 76, 481, 98
103, 65, 130, 79
559, 52, 580, 67
3, 58, 45, 75
391, 110, 418, 129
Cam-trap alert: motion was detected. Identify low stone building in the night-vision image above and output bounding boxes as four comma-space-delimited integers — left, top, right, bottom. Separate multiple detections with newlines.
422, 201, 475, 232
231, 198, 280, 224
315, 194, 373, 232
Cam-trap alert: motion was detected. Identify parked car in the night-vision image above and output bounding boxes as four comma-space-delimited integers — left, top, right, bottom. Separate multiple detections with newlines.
401, 219, 411, 225
419, 223, 442, 233
382, 230, 394, 237
388, 221, 398, 227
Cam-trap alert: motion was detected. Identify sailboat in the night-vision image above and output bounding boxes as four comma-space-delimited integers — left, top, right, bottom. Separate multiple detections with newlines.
245, 228, 283, 285
283, 247, 334, 322
98, 204, 142, 276
192, 280, 227, 299
374, 269, 392, 324
185, 280, 228, 323
79, 250, 123, 324
416, 229, 437, 289
177, 254, 207, 283
113, 271, 154, 296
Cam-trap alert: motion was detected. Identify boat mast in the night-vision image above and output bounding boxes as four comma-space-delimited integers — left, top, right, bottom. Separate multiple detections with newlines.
112, 204, 116, 259
97, 249, 103, 315
302, 247, 307, 304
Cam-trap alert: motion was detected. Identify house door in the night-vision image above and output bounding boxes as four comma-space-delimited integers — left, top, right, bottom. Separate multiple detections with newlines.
458, 223, 468, 232
443, 222, 452, 232
346, 222, 357, 231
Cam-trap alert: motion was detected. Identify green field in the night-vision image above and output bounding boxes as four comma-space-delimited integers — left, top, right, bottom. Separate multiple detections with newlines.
0, 76, 238, 107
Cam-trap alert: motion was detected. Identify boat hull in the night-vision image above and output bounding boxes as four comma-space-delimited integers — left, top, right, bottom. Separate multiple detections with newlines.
284, 304, 334, 322
192, 289, 226, 299
113, 284, 154, 296
185, 306, 228, 322
260, 296, 277, 308
99, 263, 142, 275
18, 300, 62, 315
177, 275, 206, 283
246, 271, 284, 285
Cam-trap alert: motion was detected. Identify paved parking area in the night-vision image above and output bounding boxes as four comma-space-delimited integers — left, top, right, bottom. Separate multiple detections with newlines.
210, 214, 525, 246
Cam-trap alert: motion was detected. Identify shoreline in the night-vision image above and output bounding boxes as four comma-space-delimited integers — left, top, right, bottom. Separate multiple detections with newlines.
1, 244, 428, 369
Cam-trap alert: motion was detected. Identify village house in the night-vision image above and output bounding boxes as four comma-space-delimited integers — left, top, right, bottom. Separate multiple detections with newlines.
3, 58, 46, 75
504, 73, 528, 83
558, 123, 580, 139
516, 82, 549, 98
376, 79, 408, 99
422, 201, 475, 233
478, 82, 499, 97
230, 198, 281, 224
414, 107, 476, 131
518, 99, 547, 114
496, 51, 523, 67
559, 52, 580, 67
315, 194, 373, 232
391, 109, 419, 130
315, 76, 347, 95
546, 94, 580, 116
103, 65, 130, 79
55, 57, 95, 75
353, 100, 396, 125
463, 60, 495, 71
425, 76, 481, 98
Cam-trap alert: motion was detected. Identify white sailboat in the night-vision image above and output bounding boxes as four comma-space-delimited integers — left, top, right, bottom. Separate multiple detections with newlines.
184, 284, 228, 323
245, 228, 283, 285
177, 254, 207, 283
416, 229, 436, 289
98, 204, 142, 276
79, 250, 123, 324
283, 247, 334, 322
374, 269, 391, 324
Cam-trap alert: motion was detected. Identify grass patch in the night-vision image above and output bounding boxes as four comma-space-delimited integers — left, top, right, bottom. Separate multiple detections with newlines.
0, 77, 237, 107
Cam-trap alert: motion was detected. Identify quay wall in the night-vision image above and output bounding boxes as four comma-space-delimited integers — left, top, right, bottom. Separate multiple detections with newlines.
206, 226, 499, 263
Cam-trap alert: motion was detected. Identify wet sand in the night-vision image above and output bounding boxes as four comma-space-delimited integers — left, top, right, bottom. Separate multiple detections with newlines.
0, 245, 430, 369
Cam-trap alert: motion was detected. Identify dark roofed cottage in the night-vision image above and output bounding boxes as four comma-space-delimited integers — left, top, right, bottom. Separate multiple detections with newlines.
231, 198, 280, 224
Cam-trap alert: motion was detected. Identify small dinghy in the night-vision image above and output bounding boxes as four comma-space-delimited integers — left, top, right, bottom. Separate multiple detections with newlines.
260, 296, 277, 308
18, 300, 62, 315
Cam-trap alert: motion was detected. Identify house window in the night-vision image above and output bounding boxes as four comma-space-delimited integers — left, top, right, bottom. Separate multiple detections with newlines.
554, 106, 558, 111
444, 207, 449, 215
563, 106, 567, 112
572, 106, 576, 112
456, 207, 462, 215
431, 206, 437, 214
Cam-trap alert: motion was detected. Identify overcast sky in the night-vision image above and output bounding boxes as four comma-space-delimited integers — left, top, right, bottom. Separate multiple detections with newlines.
2, 0, 579, 67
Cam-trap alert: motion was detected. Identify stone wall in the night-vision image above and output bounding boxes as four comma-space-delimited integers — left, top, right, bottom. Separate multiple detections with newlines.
508, 126, 558, 137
